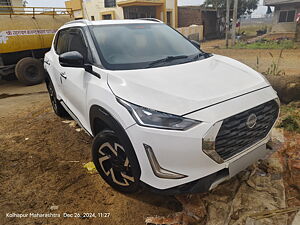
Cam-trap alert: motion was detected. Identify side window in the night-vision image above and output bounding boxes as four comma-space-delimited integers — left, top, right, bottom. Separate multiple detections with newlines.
279, 10, 296, 23
68, 29, 89, 62
55, 30, 70, 55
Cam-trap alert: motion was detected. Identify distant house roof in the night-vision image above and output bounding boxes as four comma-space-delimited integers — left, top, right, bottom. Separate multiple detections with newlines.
264, 0, 300, 6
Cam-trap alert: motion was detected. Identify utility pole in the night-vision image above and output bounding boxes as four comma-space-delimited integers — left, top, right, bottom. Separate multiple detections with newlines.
225, 0, 231, 48
232, 0, 238, 46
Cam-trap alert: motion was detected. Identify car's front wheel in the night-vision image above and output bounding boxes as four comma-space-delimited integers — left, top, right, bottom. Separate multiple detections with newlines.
92, 129, 140, 193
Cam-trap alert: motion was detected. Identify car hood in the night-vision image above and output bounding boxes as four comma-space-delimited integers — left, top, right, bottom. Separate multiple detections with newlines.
107, 54, 270, 116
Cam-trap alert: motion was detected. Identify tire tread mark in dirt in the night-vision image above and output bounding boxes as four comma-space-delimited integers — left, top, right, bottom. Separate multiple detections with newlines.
0, 91, 48, 99
58, 174, 86, 192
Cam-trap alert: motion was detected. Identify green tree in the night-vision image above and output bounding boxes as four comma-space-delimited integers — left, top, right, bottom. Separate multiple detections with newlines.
204, 0, 259, 18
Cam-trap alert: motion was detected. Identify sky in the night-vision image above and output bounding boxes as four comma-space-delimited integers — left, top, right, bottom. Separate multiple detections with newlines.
26, 0, 269, 16
26, 0, 66, 8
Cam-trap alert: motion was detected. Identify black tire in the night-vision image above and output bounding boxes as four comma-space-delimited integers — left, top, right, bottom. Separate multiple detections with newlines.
15, 57, 45, 85
92, 130, 140, 193
46, 79, 69, 118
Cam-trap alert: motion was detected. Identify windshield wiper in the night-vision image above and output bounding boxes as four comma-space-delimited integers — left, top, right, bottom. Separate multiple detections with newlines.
147, 55, 188, 68
187, 52, 212, 63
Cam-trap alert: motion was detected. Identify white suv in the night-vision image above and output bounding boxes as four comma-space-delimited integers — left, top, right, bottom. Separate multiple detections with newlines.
44, 19, 279, 194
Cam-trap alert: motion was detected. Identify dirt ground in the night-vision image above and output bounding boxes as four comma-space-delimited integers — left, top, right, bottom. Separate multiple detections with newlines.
0, 46, 299, 225
0, 81, 184, 225
201, 40, 300, 76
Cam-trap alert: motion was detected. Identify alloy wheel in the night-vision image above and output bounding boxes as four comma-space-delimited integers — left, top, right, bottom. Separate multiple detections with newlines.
97, 141, 135, 186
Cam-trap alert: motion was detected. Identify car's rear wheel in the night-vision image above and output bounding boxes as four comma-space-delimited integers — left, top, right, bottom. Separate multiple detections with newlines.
46, 80, 69, 118
92, 129, 140, 193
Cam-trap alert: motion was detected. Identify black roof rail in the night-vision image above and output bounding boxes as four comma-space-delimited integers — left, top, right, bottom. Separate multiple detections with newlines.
138, 18, 163, 23
65, 19, 90, 25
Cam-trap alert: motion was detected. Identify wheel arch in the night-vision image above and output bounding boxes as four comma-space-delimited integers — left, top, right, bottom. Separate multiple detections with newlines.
89, 104, 141, 179
89, 104, 126, 137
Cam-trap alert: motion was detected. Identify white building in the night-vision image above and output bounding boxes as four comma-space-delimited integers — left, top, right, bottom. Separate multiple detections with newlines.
264, 0, 300, 34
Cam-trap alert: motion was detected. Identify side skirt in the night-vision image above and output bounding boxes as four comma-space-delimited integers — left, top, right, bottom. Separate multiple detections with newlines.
59, 100, 93, 137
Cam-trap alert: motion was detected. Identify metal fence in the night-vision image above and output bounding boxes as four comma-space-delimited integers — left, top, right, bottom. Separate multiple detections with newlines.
0, 6, 73, 18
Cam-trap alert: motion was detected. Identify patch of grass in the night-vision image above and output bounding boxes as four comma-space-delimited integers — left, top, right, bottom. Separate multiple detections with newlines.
232, 40, 295, 49
277, 102, 300, 133
263, 50, 285, 76
278, 116, 300, 132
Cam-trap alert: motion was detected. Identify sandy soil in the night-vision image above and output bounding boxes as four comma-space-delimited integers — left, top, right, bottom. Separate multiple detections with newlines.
201, 40, 300, 76
0, 81, 182, 225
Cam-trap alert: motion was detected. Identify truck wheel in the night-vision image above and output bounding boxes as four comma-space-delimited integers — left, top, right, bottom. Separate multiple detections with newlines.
46, 79, 69, 118
92, 130, 140, 193
15, 57, 45, 85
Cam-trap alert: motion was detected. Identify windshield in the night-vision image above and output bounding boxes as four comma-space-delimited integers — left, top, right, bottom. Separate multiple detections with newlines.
91, 23, 203, 70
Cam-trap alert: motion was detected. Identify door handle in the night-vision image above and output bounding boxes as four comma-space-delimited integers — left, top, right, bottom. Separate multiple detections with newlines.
44, 59, 50, 65
60, 72, 67, 79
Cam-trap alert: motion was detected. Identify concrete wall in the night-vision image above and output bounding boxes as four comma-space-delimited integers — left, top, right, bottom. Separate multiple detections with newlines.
65, 0, 83, 19
165, 0, 176, 27
178, 7, 202, 28
177, 25, 203, 41
65, 0, 82, 10
83, 0, 124, 20
271, 5, 300, 33
178, 7, 219, 39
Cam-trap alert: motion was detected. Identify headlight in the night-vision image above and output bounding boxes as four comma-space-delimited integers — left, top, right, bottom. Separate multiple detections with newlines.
117, 98, 200, 130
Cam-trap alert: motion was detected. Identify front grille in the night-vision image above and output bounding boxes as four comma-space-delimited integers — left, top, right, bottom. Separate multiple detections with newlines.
215, 100, 279, 160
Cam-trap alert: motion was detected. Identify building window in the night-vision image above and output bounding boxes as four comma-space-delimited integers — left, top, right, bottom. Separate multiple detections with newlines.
279, 10, 296, 23
91, 16, 95, 21
123, 6, 156, 19
101, 11, 115, 20
104, 0, 116, 8
102, 14, 112, 20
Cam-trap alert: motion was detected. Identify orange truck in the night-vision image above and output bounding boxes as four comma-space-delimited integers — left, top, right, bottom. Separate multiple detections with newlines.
0, 6, 73, 85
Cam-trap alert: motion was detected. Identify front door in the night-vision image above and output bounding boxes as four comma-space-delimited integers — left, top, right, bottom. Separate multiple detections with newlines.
60, 28, 90, 127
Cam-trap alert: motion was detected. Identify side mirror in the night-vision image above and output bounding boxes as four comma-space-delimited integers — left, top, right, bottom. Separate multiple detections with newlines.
59, 51, 84, 67
190, 40, 201, 49
59, 51, 101, 79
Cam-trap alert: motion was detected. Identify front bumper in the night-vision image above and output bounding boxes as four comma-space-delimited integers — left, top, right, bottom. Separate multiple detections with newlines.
125, 86, 279, 192
140, 142, 273, 195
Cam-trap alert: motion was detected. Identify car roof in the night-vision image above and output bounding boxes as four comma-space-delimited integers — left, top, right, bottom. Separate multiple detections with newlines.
61, 19, 162, 29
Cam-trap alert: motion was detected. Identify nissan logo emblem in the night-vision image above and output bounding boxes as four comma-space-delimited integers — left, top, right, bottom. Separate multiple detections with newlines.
246, 113, 257, 129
